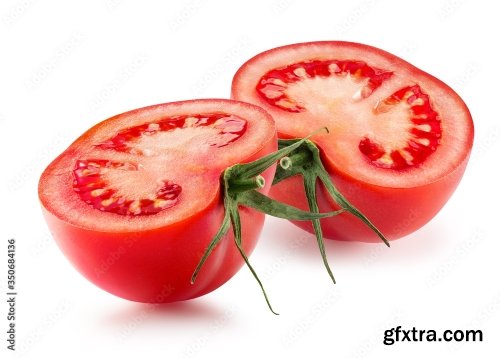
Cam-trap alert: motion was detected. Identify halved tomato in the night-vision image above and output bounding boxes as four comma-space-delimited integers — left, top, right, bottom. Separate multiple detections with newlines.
232, 41, 474, 242
39, 99, 278, 303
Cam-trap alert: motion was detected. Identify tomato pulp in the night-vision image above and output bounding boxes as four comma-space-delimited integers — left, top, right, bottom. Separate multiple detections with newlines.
39, 99, 277, 302
232, 41, 474, 242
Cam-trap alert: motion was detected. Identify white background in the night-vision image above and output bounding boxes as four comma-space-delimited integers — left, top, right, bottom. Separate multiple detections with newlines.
1, 0, 499, 357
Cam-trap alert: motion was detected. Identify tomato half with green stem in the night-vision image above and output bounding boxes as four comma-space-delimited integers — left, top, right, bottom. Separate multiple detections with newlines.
232, 42, 473, 247
39, 99, 339, 313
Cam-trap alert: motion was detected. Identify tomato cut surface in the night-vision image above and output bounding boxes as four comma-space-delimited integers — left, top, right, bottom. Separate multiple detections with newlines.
40, 100, 274, 231
39, 99, 277, 302
232, 41, 474, 242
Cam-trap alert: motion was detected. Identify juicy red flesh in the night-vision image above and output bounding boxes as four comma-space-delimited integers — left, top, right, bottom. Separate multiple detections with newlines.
72, 112, 248, 216
257, 58, 441, 170
360, 85, 441, 169
256, 59, 393, 112
73, 159, 182, 216
96, 113, 247, 153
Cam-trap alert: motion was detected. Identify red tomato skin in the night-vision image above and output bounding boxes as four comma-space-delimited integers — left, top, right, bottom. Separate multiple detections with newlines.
40, 123, 277, 303
270, 149, 472, 243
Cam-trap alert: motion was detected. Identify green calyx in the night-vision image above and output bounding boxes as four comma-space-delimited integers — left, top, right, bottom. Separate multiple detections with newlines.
191, 132, 343, 315
191, 131, 388, 314
274, 138, 389, 284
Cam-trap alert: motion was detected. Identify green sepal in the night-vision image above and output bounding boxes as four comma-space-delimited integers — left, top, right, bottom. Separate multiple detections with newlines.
273, 138, 389, 283
191, 131, 388, 314
191, 130, 341, 314
238, 190, 344, 221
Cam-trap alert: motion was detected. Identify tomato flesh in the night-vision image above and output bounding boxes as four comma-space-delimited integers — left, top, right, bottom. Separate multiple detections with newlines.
96, 113, 247, 153
357, 85, 441, 169
71, 113, 247, 217
258, 59, 442, 170
257, 59, 392, 113
73, 159, 182, 215
232, 41, 473, 242
39, 99, 277, 302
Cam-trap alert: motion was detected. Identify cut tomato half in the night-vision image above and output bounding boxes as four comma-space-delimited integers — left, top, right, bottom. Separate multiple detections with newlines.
232, 41, 474, 242
39, 99, 278, 303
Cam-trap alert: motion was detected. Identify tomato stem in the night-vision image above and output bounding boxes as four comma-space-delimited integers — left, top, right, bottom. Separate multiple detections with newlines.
280, 151, 311, 169
279, 156, 292, 170
192, 130, 386, 314
273, 138, 390, 284
191, 131, 342, 314
229, 175, 265, 193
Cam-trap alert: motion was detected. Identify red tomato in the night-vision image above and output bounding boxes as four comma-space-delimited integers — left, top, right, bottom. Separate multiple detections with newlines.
39, 99, 277, 303
232, 41, 474, 243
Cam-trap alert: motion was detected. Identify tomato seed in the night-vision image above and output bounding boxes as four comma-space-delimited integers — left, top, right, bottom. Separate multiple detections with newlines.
95, 113, 247, 153
257, 59, 393, 113
72, 159, 182, 216
359, 85, 442, 169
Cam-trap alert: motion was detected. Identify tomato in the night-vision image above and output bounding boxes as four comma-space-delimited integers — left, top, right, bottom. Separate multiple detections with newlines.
232, 41, 474, 243
38, 99, 278, 303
